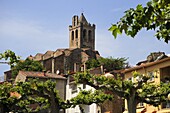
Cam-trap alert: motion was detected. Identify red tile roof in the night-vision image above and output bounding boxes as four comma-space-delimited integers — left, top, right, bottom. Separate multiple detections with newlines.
18, 71, 66, 79
122, 57, 170, 73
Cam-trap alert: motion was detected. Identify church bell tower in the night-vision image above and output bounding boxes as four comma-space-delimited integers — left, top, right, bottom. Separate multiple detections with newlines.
69, 13, 96, 50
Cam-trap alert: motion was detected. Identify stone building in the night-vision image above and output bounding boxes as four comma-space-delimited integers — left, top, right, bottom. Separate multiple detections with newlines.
15, 71, 67, 113
30, 13, 100, 74
69, 13, 95, 50
29, 14, 124, 113
3, 13, 124, 113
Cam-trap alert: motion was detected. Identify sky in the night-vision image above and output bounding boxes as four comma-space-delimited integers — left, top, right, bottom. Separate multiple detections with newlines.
0, 0, 170, 78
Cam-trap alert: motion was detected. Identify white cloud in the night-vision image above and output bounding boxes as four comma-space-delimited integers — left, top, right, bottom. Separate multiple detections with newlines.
0, 19, 40, 37
0, 18, 68, 51
0, 18, 64, 40
0, 19, 72, 75
0, 17, 69, 76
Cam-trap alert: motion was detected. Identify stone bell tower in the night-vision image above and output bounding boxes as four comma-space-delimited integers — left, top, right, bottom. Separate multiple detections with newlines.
69, 13, 96, 50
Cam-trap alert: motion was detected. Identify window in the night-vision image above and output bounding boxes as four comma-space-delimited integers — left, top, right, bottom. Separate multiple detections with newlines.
83, 29, 87, 41
139, 102, 144, 107
166, 102, 170, 108
127, 77, 134, 82
88, 30, 92, 42
137, 102, 144, 108
136, 76, 142, 82
72, 31, 74, 40
75, 30, 78, 38
148, 72, 154, 81
162, 101, 170, 108
71, 84, 77, 93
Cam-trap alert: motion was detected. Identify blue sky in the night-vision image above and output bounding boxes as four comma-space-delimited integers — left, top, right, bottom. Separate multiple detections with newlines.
0, 0, 169, 77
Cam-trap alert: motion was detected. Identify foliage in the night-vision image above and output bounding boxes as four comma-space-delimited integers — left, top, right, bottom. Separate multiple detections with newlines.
0, 79, 67, 113
86, 57, 128, 71
70, 89, 113, 113
0, 50, 44, 78
0, 78, 112, 113
0, 50, 20, 68
0, 80, 49, 112
109, 0, 170, 43
86, 58, 100, 69
70, 89, 112, 106
11, 58, 44, 77
74, 71, 170, 113
98, 57, 128, 71
0, 50, 112, 112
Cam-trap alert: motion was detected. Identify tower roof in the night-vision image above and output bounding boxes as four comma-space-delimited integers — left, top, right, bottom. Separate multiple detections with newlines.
79, 13, 88, 24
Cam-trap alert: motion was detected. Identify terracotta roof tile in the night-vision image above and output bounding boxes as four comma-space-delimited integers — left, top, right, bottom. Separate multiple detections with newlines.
123, 57, 170, 73
18, 71, 66, 79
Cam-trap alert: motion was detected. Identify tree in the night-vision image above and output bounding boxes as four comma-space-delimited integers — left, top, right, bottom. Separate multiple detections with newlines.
0, 50, 20, 68
0, 80, 49, 113
86, 58, 100, 69
86, 57, 128, 72
0, 50, 112, 113
109, 0, 170, 43
0, 50, 44, 79
74, 71, 170, 113
0, 79, 112, 113
70, 89, 112, 113
11, 58, 44, 77
98, 57, 128, 72
107, 0, 170, 112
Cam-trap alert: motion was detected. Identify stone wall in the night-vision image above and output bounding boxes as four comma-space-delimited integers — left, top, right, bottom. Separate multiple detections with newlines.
32, 48, 100, 74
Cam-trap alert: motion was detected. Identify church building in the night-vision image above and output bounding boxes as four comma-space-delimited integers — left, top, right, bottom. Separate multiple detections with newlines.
3, 13, 123, 113
31, 13, 101, 74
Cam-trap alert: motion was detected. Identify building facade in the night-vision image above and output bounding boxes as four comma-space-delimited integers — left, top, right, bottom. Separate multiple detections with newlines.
30, 13, 100, 75
15, 71, 67, 113
69, 13, 95, 50
122, 53, 170, 113
66, 68, 123, 113
66, 75, 100, 113
4, 13, 124, 113
27, 14, 102, 113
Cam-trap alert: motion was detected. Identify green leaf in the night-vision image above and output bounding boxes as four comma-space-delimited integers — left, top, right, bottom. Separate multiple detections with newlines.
109, 24, 117, 31
136, 4, 143, 11
109, 0, 170, 43
109, 25, 120, 38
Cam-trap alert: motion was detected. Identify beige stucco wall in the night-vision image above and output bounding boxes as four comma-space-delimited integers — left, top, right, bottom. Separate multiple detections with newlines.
124, 59, 170, 80
123, 58, 170, 112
